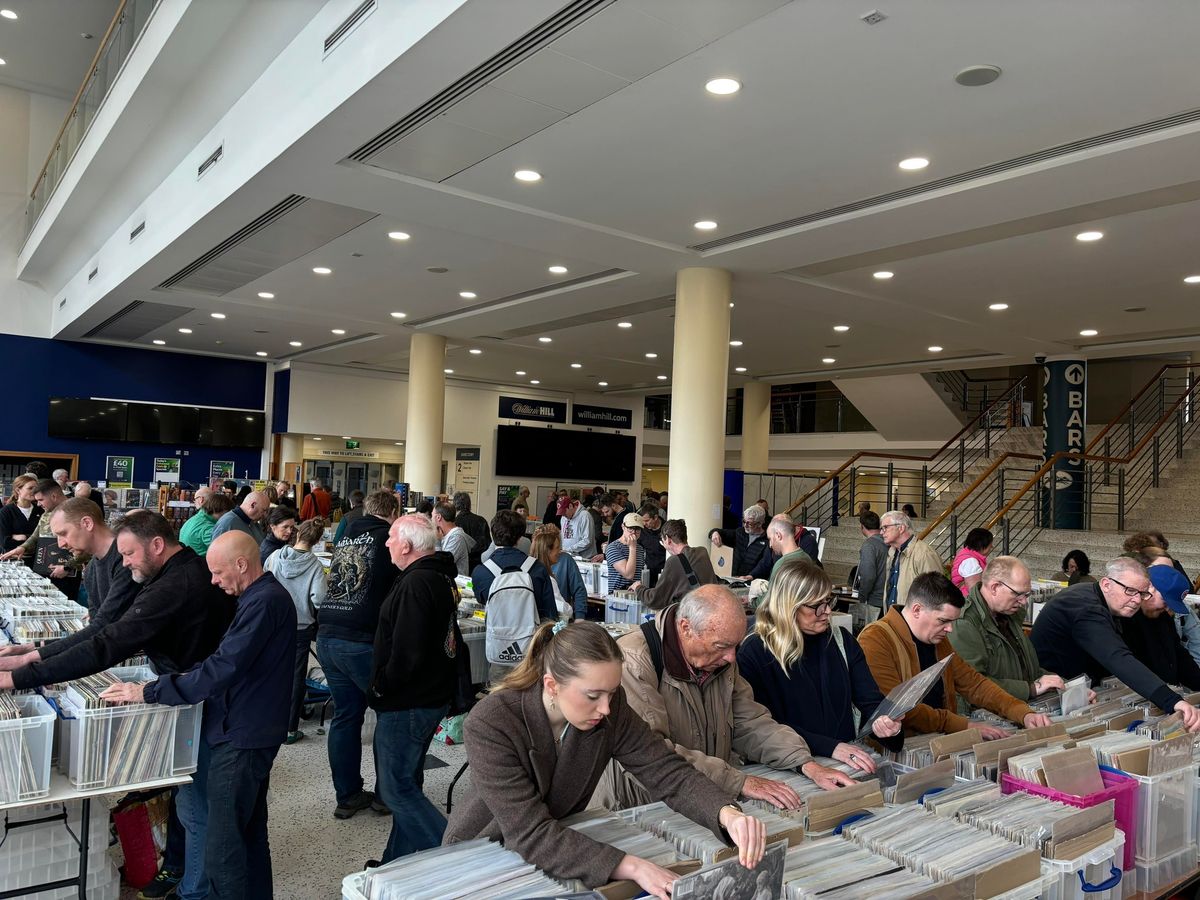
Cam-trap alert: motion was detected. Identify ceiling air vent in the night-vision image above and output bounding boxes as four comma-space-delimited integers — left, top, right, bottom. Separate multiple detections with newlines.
87, 266, 98, 282
324, 0, 375, 54
129, 221, 145, 242
197, 143, 223, 179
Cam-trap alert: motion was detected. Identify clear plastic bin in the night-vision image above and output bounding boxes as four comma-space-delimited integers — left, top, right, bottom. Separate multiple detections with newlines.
1122, 766, 1195, 862
992, 873, 1056, 900
62, 666, 201, 790
1132, 844, 1194, 894
1039, 830, 1125, 900
605, 595, 652, 625
0, 694, 54, 804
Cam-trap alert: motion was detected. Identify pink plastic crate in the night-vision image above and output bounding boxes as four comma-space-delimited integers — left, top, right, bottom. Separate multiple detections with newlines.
1000, 767, 1138, 871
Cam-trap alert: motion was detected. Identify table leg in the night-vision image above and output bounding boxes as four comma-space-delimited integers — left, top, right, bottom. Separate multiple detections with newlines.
77, 797, 90, 900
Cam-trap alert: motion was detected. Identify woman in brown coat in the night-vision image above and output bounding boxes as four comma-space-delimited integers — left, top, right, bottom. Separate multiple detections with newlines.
443, 621, 767, 899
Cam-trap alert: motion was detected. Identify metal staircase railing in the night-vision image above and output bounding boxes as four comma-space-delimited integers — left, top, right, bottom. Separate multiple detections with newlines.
934, 371, 1024, 414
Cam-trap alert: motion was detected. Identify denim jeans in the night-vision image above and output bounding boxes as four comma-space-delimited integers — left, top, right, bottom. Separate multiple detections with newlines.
374, 704, 449, 862
162, 787, 185, 872
315, 635, 376, 804
205, 742, 279, 900
175, 739, 211, 900
289, 623, 318, 732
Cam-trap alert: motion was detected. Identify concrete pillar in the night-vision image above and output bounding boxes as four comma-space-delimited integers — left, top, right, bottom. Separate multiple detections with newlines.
741, 381, 770, 473
279, 435, 304, 485
668, 267, 732, 537
405, 333, 447, 497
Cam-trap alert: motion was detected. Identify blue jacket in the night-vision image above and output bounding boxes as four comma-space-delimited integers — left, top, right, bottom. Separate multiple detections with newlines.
146, 573, 296, 749
737, 627, 901, 757
471, 547, 557, 621
552, 555, 589, 620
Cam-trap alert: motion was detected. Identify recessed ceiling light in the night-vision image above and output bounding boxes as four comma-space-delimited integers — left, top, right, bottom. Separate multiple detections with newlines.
1075, 231, 1103, 242
694, 220, 718, 231
514, 169, 542, 182
729, 340, 743, 347
530, 380, 540, 385
548, 265, 568, 274
822, 357, 836, 364
469, 348, 482, 355
331, 328, 346, 335
289, 341, 303, 347
387, 231, 410, 241
645, 352, 658, 359
833, 324, 850, 332
538, 336, 552, 343
729, 302, 735, 308
515, 370, 526, 376
395, 442, 403, 446
899, 157, 929, 170
210, 312, 226, 319
152, 339, 166, 345
255, 351, 268, 357
1184, 276, 1200, 284
312, 437, 322, 441
341, 436, 352, 440
928, 345, 944, 352
988, 303, 1009, 311
257, 292, 274, 299
444, 368, 454, 374
459, 291, 477, 299
598, 381, 608, 387
657, 375, 668, 380
390, 311, 407, 319
570, 362, 582, 368
705, 77, 741, 95
955, 64, 1002, 87
0, 10, 17, 20
312, 266, 332, 274
1079, 329, 1099, 337
873, 270, 894, 280
617, 322, 632, 329
735, 367, 747, 373
178, 327, 192, 334
0, 59, 6, 66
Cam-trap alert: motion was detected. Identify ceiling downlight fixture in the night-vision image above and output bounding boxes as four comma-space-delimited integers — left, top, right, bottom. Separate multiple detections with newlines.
705, 77, 741, 95
514, 169, 541, 182
1076, 231, 1103, 242
989, 303, 1009, 311
1079, 329, 1099, 337
898, 157, 929, 170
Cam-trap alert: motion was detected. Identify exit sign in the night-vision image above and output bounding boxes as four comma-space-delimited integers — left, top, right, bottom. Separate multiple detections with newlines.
345, 439, 360, 449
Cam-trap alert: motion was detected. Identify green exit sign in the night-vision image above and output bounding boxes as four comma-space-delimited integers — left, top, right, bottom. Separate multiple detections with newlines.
345, 440, 360, 449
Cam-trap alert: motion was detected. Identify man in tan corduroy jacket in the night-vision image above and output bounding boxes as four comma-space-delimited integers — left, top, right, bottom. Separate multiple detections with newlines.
859, 572, 1049, 736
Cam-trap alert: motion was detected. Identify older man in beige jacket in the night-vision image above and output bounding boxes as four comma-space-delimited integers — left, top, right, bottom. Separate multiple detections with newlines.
881, 509, 943, 608
595, 584, 855, 811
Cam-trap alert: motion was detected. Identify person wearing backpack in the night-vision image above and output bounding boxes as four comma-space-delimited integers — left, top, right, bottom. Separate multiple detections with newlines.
737, 557, 903, 774
471, 510, 557, 679
369, 515, 460, 863
631, 519, 717, 610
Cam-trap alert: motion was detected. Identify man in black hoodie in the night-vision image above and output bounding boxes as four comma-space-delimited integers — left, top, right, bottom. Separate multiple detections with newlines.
370, 514, 459, 862
316, 489, 400, 819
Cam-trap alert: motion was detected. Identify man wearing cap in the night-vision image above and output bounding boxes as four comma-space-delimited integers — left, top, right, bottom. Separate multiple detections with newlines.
1122, 562, 1200, 690
605, 513, 645, 594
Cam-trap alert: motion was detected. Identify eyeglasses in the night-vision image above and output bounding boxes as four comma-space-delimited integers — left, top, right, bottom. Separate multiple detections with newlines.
801, 598, 832, 615
880, 523, 903, 531
1107, 576, 1153, 601
999, 581, 1031, 599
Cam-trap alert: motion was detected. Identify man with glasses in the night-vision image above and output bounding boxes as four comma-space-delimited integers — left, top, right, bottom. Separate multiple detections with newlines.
860, 572, 1051, 737
948, 556, 1068, 712
1032, 557, 1200, 731
879, 510, 942, 608
708, 505, 769, 577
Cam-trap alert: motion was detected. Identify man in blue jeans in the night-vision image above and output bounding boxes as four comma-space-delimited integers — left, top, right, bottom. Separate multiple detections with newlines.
316, 490, 401, 818
370, 514, 460, 861
103, 531, 295, 899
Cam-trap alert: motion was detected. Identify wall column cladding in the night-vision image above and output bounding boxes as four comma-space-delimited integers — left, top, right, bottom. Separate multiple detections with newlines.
741, 381, 770, 474
404, 332, 447, 497
1041, 356, 1087, 529
668, 267, 732, 536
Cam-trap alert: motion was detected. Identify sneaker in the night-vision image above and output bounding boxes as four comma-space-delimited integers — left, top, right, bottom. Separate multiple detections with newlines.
334, 790, 376, 820
371, 795, 390, 814
138, 868, 182, 900
285, 730, 305, 745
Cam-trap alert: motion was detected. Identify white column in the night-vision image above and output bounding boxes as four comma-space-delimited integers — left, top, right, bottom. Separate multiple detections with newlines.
741, 380, 770, 473
405, 333, 447, 497
668, 267, 731, 536
279, 435, 304, 485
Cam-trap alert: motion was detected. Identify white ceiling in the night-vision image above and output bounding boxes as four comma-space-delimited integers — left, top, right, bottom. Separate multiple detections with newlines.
0, 0, 121, 99
32, 0, 1200, 397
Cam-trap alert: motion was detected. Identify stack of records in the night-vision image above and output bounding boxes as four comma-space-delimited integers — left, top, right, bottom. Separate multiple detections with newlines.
560, 809, 679, 866
624, 802, 798, 865
783, 837, 942, 900
357, 839, 568, 899
0, 694, 38, 804
64, 671, 177, 788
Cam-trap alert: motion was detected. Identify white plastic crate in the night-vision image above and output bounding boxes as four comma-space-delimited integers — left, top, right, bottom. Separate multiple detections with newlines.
1132, 844, 1194, 894
0, 693, 54, 804
1039, 830, 1125, 900
460, 624, 490, 684
605, 595, 653, 625
0, 798, 119, 900
1124, 767, 1195, 862
62, 666, 201, 790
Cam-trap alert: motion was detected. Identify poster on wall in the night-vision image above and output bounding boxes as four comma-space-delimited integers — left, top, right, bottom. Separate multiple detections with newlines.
455, 447, 480, 507
153, 458, 180, 484
498, 395, 567, 423
209, 460, 234, 482
105, 455, 134, 488
571, 403, 633, 430
497, 483, 522, 512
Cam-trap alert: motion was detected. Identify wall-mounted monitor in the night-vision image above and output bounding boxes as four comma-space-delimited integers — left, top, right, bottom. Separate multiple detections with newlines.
47, 398, 127, 442
48, 398, 263, 448
495, 424, 635, 482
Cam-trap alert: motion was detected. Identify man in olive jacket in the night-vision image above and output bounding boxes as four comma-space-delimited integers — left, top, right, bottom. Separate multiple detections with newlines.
947, 556, 1067, 714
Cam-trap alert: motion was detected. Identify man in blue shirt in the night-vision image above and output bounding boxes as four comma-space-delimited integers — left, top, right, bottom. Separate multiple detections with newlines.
102, 531, 295, 900
470, 509, 556, 620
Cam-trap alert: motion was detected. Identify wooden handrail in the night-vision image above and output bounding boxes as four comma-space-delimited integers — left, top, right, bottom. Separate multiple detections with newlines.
916, 451, 1042, 540
784, 377, 1027, 517
28, 0, 128, 202
1085, 363, 1192, 453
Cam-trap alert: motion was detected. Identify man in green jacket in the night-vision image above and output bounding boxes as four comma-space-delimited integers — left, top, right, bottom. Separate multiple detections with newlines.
948, 555, 1067, 713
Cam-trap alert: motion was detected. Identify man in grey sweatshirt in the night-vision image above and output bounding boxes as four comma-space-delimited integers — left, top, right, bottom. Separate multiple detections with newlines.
856, 510, 888, 608
432, 502, 475, 576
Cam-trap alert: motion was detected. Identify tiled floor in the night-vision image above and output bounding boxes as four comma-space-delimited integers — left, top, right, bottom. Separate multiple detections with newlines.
119, 711, 472, 900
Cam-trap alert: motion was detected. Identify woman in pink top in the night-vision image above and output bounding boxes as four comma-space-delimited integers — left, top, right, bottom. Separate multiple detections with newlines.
950, 527, 993, 596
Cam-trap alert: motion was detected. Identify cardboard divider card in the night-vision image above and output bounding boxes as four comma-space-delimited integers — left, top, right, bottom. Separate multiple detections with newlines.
892, 757, 955, 804
804, 779, 882, 834
1041, 747, 1105, 796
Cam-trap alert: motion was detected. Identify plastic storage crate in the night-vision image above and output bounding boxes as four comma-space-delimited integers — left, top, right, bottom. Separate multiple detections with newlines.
1000, 769, 1138, 870
1132, 844, 1194, 894
605, 595, 653, 625
1039, 830, 1125, 900
459, 621, 490, 684
1121, 766, 1195, 863
0, 694, 54, 804
61, 666, 201, 790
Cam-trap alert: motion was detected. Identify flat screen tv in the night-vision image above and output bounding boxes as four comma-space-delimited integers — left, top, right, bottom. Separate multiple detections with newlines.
47, 399, 127, 441
125, 403, 200, 444
199, 409, 265, 448
495, 424, 635, 482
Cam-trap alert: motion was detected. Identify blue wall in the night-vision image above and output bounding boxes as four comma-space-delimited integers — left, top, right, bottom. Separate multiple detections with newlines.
1, 334, 266, 486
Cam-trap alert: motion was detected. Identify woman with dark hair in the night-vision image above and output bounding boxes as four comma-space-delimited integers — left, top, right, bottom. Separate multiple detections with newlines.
260, 505, 298, 563
0, 475, 40, 553
1058, 549, 1095, 585
950, 527, 993, 596
444, 621, 767, 899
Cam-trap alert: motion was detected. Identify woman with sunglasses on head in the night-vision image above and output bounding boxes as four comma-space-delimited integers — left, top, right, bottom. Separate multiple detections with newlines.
737, 558, 902, 772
